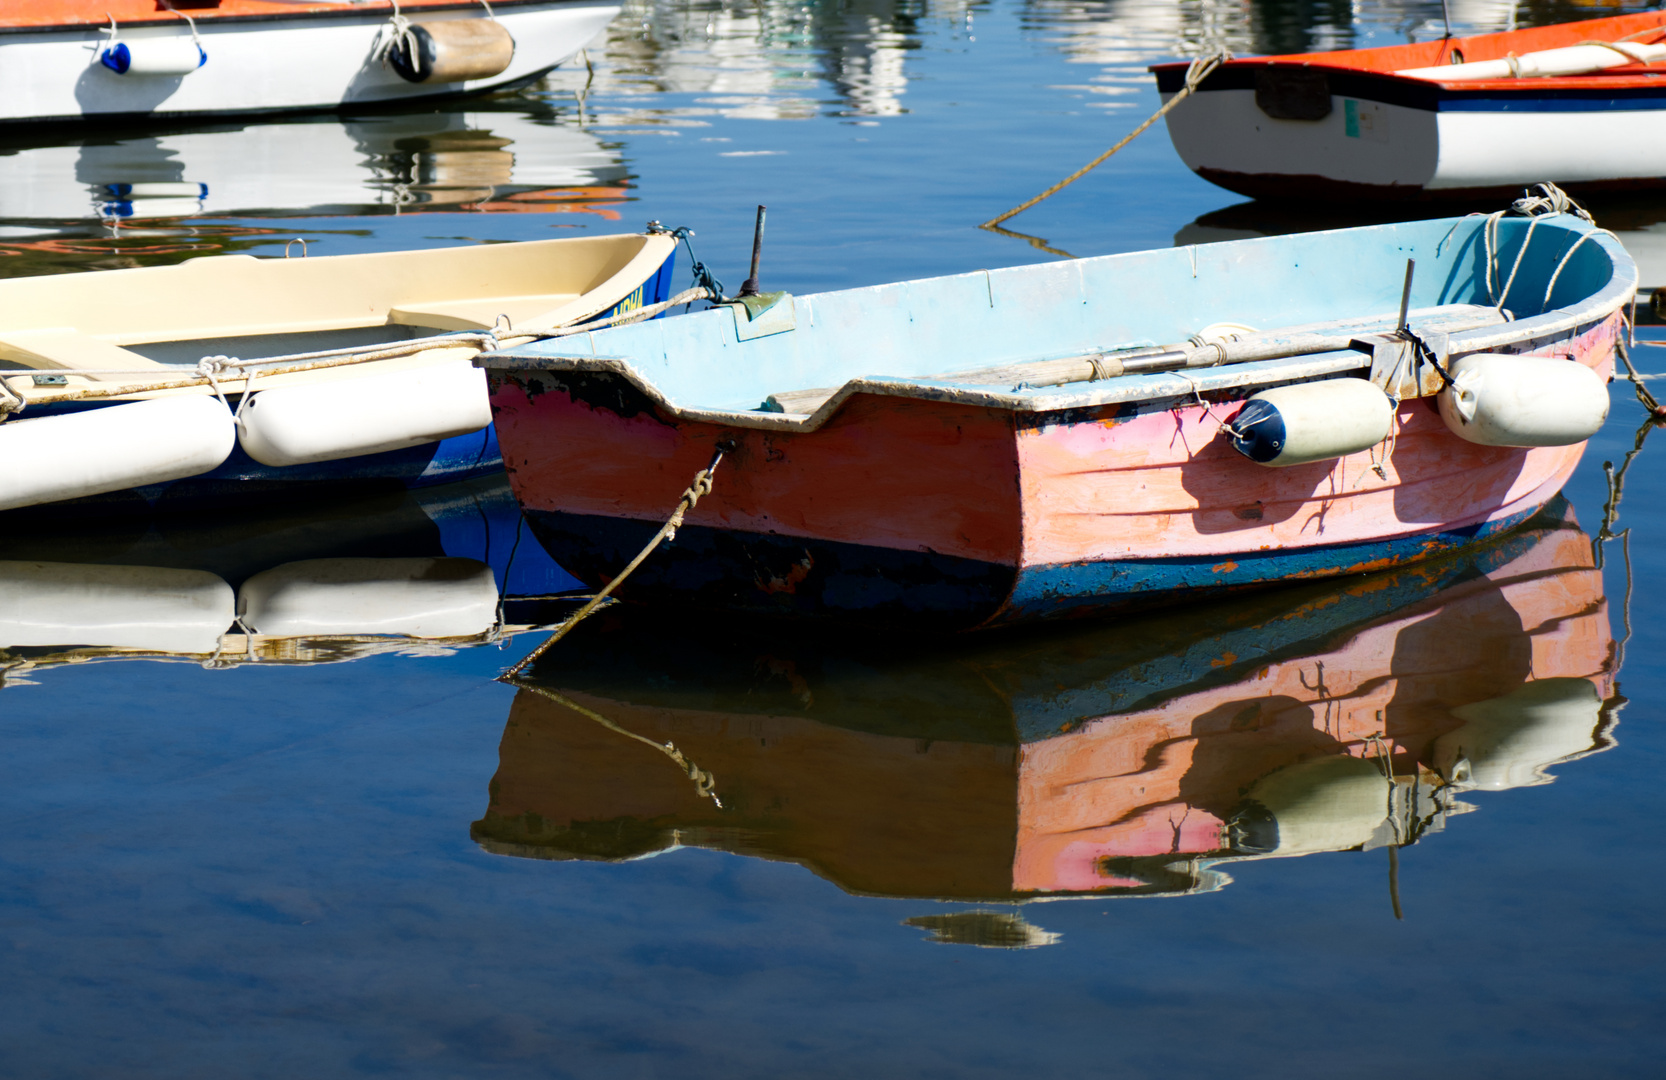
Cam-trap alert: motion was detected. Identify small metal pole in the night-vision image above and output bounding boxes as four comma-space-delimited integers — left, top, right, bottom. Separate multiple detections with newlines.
736, 205, 766, 297
1397, 258, 1416, 334
1440, 0, 1453, 39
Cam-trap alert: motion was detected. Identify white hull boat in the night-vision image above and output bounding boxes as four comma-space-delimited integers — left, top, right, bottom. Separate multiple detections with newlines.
1, 1, 617, 126
1152, 12, 1666, 200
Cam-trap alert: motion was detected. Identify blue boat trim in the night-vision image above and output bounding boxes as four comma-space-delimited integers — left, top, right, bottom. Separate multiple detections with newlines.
996, 501, 1546, 626
523, 497, 1554, 631
1008, 502, 1567, 739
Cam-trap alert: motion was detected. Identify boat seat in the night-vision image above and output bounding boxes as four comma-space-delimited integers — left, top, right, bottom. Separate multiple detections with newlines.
388, 294, 582, 333
0, 329, 169, 381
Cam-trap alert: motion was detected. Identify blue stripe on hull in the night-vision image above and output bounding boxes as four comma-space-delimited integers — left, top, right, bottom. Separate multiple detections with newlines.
524, 497, 1554, 630
995, 502, 1546, 626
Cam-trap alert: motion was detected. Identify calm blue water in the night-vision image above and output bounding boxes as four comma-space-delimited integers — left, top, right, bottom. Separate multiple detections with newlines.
3, 1, 1665, 1075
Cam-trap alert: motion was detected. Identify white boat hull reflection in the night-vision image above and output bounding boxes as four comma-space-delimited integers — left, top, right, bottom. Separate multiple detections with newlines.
0, 111, 626, 223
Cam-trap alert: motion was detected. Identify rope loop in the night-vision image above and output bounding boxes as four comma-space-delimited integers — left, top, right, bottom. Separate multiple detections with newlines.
649, 222, 727, 302
377, 0, 419, 68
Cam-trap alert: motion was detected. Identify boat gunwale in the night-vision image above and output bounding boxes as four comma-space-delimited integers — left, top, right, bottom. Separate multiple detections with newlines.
0, 231, 676, 405
1148, 10, 1666, 96
480, 215, 1636, 434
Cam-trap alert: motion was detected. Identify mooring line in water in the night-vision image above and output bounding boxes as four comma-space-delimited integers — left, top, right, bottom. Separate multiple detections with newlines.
980, 50, 1227, 232
500, 444, 731, 680
506, 680, 722, 806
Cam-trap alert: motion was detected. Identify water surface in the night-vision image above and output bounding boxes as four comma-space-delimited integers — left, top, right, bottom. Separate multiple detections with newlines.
2, 1, 1664, 1075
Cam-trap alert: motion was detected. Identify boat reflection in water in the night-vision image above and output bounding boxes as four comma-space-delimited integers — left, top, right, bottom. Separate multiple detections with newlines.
0, 103, 627, 231
0, 476, 579, 683
474, 499, 1618, 937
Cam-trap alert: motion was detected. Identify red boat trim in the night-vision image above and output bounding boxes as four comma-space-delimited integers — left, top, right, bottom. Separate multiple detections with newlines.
0, 0, 591, 36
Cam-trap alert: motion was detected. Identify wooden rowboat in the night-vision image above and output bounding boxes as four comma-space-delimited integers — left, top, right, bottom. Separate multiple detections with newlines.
480, 207, 1633, 629
1151, 11, 1666, 200
1, 1, 616, 127
0, 229, 677, 512
475, 503, 1615, 903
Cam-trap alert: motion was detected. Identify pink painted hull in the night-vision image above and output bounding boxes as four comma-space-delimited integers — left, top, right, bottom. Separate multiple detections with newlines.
486, 312, 1618, 626
473, 507, 1614, 899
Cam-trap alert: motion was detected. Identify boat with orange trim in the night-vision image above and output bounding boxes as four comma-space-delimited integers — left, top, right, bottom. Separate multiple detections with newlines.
0, 1, 616, 127
1151, 11, 1666, 200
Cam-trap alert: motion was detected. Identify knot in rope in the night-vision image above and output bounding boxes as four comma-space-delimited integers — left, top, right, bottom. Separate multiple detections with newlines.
1184, 49, 1229, 91
1402, 327, 1456, 390
195, 354, 236, 379
377, 1, 419, 68
0, 379, 24, 423
654, 224, 726, 302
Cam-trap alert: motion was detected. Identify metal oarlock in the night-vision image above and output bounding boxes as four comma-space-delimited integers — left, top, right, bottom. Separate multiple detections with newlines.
736, 205, 766, 298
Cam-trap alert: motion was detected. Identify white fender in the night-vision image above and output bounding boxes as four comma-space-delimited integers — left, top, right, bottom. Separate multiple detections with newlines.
1433, 678, 1604, 791
1231, 378, 1394, 466
0, 395, 236, 511
101, 38, 207, 76
236, 358, 493, 467
1234, 755, 1389, 856
237, 557, 498, 638
0, 561, 234, 654
1438, 353, 1609, 447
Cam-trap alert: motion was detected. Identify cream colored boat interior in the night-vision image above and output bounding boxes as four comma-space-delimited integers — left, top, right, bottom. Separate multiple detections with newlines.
0, 232, 673, 401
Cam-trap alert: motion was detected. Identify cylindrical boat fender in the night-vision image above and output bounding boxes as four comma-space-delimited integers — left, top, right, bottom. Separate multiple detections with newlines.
98, 197, 205, 220
236, 358, 493, 468
1437, 353, 1609, 447
105, 182, 208, 199
387, 19, 515, 84
1230, 378, 1394, 467
1433, 678, 1603, 791
0, 395, 236, 512
237, 557, 499, 638
0, 561, 234, 654
1226, 755, 1389, 857
101, 38, 207, 76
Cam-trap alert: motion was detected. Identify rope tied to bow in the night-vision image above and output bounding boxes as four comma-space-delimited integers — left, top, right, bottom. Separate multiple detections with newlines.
500, 444, 731, 680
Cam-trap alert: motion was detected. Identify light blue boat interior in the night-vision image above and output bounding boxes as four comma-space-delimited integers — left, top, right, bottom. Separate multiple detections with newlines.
503, 214, 1630, 413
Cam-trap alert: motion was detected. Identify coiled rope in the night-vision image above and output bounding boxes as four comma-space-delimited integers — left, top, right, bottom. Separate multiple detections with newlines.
981, 50, 1228, 230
